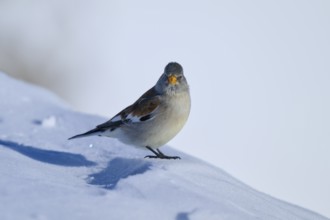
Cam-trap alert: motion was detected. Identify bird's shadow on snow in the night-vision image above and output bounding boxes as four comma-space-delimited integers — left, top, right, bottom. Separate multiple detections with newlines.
88, 157, 152, 190
175, 212, 190, 220
0, 139, 96, 167
175, 209, 196, 220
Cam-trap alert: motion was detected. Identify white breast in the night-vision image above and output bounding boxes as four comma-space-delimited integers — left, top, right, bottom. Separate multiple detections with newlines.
145, 92, 191, 148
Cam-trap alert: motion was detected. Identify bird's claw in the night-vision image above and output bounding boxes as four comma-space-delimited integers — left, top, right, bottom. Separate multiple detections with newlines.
145, 155, 181, 160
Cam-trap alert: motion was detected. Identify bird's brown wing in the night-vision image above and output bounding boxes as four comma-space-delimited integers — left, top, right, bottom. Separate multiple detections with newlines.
96, 87, 161, 130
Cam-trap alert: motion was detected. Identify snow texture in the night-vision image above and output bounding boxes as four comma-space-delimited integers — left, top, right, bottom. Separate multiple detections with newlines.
0, 72, 328, 220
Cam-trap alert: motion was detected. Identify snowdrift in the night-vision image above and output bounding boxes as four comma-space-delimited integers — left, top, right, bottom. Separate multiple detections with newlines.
0, 72, 327, 220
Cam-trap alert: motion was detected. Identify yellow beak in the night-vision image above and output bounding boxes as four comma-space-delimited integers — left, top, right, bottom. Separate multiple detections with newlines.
168, 75, 177, 85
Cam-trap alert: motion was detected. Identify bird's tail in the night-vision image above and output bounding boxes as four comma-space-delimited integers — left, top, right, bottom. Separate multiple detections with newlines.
68, 128, 102, 140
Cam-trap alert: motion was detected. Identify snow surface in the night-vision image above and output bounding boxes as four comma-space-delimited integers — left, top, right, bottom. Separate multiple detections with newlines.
0, 72, 328, 220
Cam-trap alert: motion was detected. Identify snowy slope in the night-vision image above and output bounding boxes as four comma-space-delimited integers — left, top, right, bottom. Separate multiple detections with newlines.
0, 72, 328, 220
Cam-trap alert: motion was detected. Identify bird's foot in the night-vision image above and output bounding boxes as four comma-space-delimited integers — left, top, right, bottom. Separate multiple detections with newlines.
145, 146, 181, 160
144, 155, 181, 160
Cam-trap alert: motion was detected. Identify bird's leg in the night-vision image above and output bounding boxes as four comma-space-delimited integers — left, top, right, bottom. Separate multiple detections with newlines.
145, 146, 160, 158
145, 146, 181, 160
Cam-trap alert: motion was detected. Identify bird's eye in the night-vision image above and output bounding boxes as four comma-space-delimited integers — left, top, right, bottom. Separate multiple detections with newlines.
177, 76, 183, 80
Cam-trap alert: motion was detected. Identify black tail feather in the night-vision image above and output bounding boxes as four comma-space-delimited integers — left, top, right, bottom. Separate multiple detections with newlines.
68, 127, 102, 140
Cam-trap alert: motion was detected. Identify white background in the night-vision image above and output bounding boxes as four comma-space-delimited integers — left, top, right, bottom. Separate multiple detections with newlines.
0, 0, 329, 217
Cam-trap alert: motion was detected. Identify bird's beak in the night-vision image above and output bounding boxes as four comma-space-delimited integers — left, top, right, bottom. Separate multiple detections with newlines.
168, 75, 177, 85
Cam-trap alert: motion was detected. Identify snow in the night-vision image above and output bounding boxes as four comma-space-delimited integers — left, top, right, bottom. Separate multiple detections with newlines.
0, 72, 328, 220
39, 116, 57, 128
1, 2, 329, 216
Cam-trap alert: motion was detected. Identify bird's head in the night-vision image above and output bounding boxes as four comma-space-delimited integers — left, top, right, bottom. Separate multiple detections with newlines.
156, 62, 189, 95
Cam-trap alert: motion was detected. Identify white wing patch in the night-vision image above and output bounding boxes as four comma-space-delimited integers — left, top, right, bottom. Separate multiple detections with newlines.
126, 113, 140, 123
125, 113, 149, 123
125, 113, 156, 123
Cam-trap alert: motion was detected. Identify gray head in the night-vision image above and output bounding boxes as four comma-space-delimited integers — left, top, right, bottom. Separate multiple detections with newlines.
155, 62, 189, 95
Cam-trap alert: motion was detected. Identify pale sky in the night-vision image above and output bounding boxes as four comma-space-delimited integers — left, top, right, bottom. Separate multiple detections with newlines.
0, 0, 329, 217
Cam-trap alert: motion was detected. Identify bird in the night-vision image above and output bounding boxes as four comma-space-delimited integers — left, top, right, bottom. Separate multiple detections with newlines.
68, 62, 191, 159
